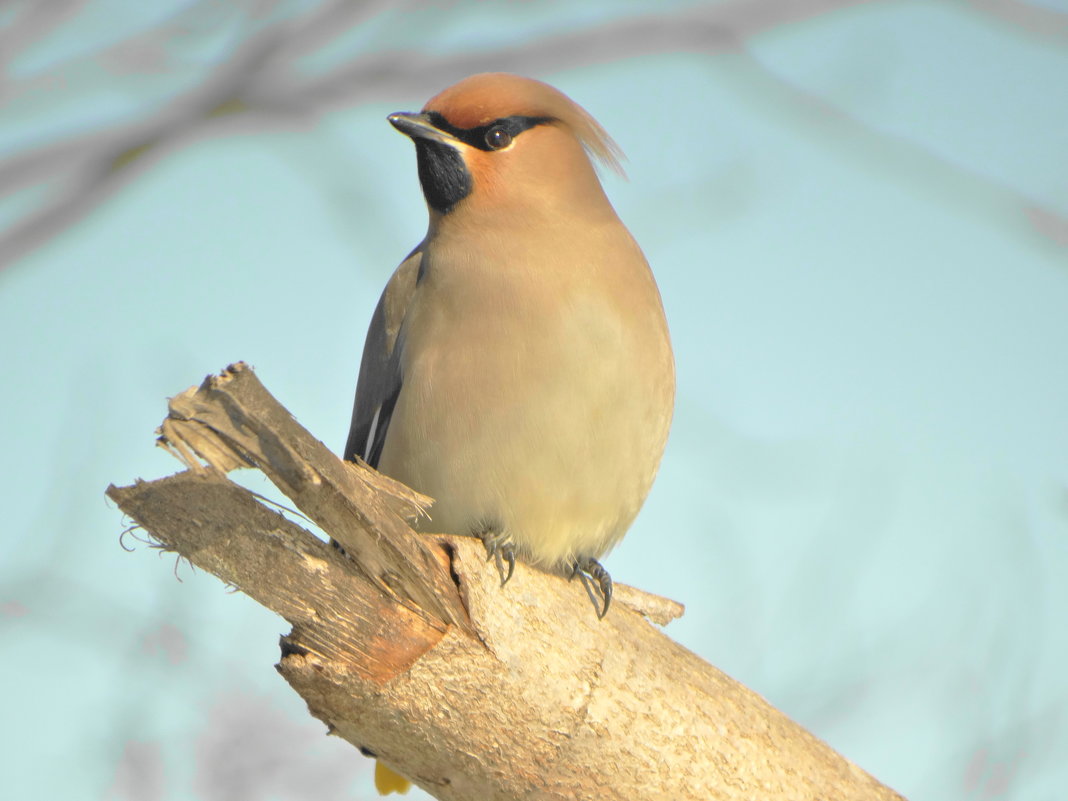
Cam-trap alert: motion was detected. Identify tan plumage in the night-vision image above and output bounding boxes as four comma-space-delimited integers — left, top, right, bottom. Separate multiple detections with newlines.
346, 71, 673, 595
348, 70, 672, 797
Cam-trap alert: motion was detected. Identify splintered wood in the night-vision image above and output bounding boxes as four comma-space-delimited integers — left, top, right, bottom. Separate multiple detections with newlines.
108, 362, 906, 801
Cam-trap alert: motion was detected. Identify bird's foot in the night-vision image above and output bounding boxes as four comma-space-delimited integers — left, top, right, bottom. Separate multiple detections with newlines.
477, 529, 516, 587
570, 556, 613, 619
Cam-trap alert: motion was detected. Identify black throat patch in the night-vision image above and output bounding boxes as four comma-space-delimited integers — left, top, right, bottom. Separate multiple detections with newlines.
414, 139, 471, 214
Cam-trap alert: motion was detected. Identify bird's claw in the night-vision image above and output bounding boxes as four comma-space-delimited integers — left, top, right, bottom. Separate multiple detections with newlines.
570, 556, 613, 619
478, 530, 516, 587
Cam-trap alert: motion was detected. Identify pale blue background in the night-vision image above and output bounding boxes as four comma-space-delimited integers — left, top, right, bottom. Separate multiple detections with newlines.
2, 1, 1067, 799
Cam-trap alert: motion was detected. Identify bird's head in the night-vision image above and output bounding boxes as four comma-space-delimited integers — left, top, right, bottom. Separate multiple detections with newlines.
388, 73, 625, 223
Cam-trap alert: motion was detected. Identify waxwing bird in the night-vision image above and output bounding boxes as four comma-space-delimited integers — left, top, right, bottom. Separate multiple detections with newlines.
344, 72, 674, 620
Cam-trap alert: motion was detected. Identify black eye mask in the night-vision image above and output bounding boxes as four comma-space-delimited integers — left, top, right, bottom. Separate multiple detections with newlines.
423, 112, 554, 151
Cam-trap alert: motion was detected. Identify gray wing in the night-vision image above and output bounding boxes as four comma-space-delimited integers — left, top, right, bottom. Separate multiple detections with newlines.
344, 247, 423, 468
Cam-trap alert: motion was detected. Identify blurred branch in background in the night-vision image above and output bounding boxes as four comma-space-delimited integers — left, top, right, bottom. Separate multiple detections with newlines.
3, 0, 1064, 270
966, 0, 1068, 44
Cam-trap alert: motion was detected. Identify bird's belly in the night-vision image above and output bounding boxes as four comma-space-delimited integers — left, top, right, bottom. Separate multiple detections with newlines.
378, 311, 670, 569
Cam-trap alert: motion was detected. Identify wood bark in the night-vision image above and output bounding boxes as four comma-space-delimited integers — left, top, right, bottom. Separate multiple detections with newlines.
107, 362, 906, 801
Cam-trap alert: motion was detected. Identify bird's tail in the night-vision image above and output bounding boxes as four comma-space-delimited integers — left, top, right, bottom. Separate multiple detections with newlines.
375, 760, 412, 795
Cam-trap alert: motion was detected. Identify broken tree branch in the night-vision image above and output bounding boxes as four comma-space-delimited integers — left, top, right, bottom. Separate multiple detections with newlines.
106, 362, 905, 800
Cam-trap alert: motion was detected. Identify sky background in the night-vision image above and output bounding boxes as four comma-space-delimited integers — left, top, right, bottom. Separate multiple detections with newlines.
2, 1, 1067, 799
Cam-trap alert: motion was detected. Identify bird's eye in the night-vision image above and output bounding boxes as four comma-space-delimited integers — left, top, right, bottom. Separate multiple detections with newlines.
484, 126, 513, 150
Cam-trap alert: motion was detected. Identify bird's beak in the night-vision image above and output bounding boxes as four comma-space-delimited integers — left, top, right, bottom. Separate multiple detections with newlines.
388, 112, 460, 145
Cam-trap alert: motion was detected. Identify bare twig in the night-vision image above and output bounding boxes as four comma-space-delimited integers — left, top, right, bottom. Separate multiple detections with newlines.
0, 0, 870, 268
5, 0, 1062, 269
